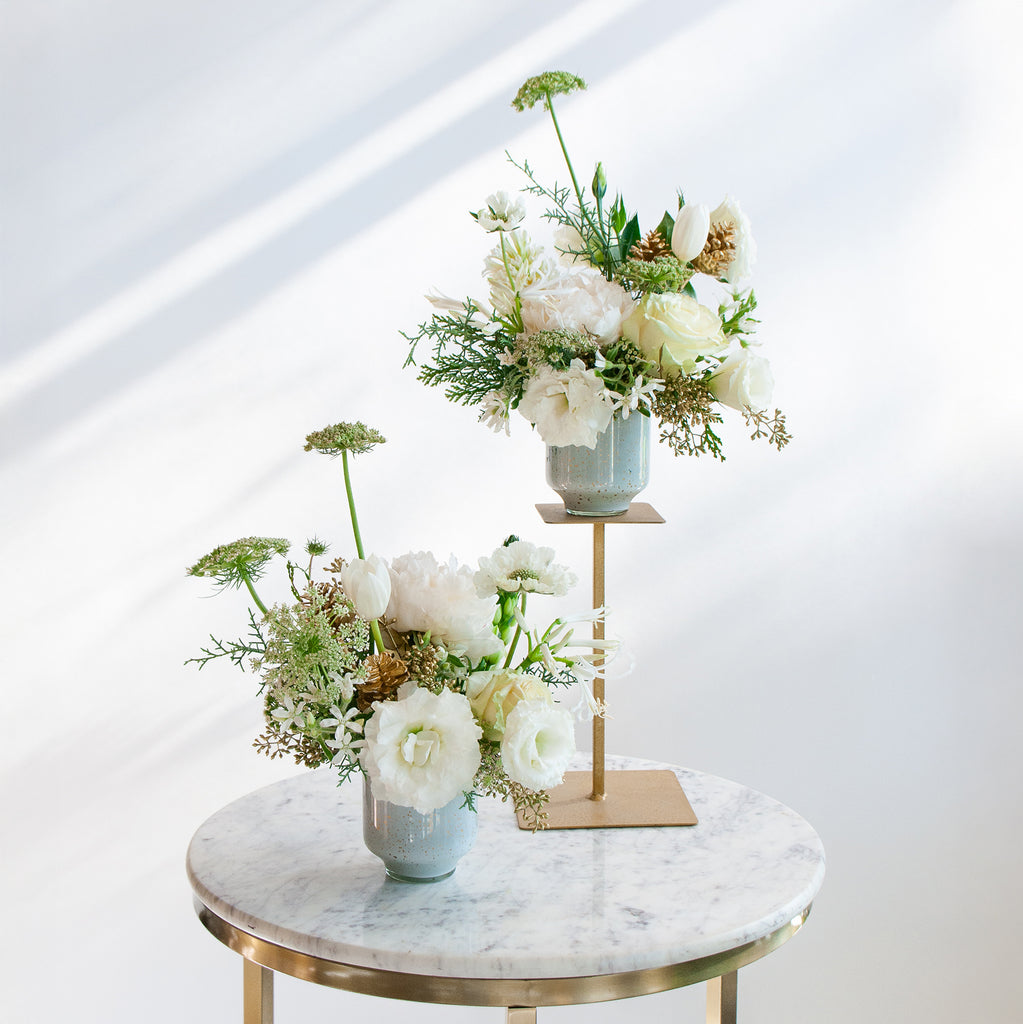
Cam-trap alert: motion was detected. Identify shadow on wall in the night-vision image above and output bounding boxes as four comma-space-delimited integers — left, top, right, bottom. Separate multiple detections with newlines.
1, 0, 697, 464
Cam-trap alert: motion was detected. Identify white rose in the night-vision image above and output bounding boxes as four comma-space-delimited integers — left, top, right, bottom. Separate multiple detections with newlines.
361, 687, 482, 813
500, 700, 575, 791
516, 358, 614, 448
466, 669, 553, 742
671, 203, 710, 263
339, 555, 391, 621
621, 292, 728, 375
709, 196, 756, 285
708, 349, 774, 412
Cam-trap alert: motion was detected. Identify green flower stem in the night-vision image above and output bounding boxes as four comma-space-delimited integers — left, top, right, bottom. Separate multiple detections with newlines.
370, 619, 385, 654
238, 568, 269, 617
499, 234, 525, 334
502, 593, 527, 668
341, 450, 366, 560
545, 92, 606, 251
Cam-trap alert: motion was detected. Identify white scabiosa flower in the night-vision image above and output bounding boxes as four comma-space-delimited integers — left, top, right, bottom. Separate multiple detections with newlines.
500, 700, 575, 791
516, 358, 614, 448
386, 552, 503, 665
361, 687, 482, 813
474, 539, 577, 597
339, 554, 391, 621
671, 203, 710, 263
476, 190, 526, 232
708, 349, 774, 412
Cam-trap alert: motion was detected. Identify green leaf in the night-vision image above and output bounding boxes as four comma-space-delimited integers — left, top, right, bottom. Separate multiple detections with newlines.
656, 210, 675, 245
619, 214, 641, 260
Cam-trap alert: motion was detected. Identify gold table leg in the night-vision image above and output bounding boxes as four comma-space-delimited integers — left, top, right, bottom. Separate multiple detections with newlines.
243, 958, 274, 1024
506, 1009, 536, 1024
706, 971, 737, 1024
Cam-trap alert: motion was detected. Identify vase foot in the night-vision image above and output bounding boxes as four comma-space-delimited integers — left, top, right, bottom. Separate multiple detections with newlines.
385, 867, 456, 883
564, 506, 628, 517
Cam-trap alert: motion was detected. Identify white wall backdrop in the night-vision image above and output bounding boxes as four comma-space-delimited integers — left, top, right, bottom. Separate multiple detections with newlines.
3, 1, 1021, 1021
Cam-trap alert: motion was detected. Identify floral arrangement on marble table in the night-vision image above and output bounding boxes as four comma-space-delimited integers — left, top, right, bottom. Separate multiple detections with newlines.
405, 70, 791, 458
186, 422, 609, 829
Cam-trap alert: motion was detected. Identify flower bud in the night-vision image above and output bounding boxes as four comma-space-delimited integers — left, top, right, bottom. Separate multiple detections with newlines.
339, 554, 391, 621
591, 162, 607, 200
670, 202, 710, 263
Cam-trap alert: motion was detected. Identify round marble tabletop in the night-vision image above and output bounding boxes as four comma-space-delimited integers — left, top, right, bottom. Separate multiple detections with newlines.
187, 756, 824, 984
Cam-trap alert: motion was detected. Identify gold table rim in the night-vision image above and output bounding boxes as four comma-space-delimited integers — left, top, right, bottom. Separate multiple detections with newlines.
194, 897, 813, 1007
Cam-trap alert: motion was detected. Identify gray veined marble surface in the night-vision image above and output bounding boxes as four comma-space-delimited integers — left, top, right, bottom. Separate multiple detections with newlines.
186, 755, 825, 979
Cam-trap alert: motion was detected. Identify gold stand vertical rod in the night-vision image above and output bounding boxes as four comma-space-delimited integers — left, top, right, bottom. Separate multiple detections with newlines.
591, 522, 606, 800
243, 959, 274, 1024
706, 971, 738, 1024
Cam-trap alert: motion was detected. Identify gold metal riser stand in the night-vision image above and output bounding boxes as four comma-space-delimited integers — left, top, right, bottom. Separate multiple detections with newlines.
523, 504, 698, 830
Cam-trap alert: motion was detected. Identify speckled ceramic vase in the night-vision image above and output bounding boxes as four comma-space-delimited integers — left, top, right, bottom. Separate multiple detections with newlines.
546, 410, 651, 516
362, 778, 478, 882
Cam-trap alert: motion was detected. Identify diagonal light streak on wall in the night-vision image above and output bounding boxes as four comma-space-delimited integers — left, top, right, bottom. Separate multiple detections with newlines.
0, 0, 646, 410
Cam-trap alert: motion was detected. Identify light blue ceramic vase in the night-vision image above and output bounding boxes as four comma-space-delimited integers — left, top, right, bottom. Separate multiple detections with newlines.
362, 778, 478, 882
546, 410, 651, 516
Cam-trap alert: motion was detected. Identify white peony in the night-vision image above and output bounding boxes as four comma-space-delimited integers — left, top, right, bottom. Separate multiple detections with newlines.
361, 686, 482, 813
516, 358, 614, 448
474, 539, 577, 597
465, 669, 553, 742
671, 203, 710, 263
500, 700, 575, 791
476, 190, 526, 232
708, 349, 774, 412
339, 554, 391, 621
622, 292, 728, 375
520, 266, 636, 345
709, 196, 756, 285
385, 551, 503, 665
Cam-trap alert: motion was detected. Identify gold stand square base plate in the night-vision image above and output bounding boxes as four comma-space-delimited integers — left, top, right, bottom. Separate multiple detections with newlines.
518, 770, 699, 830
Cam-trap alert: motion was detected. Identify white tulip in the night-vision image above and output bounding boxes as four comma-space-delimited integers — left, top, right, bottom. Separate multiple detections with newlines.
670, 203, 710, 263
339, 554, 391, 621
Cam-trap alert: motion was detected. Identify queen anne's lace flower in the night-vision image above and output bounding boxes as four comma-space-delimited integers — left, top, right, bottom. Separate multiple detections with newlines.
386, 552, 503, 665
500, 699, 575, 790
361, 686, 482, 813
474, 539, 577, 597
516, 358, 613, 448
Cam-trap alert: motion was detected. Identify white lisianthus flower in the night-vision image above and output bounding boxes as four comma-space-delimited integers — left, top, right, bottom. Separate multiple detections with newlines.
622, 293, 728, 375
671, 203, 710, 263
517, 358, 614, 448
474, 539, 577, 597
339, 554, 391, 621
465, 669, 553, 742
386, 552, 503, 665
520, 266, 636, 345
500, 700, 576, 791
709, 196, 756, 285
476, 190, 526, 232
708, 349, 774, 412
361, 687, 482, 813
